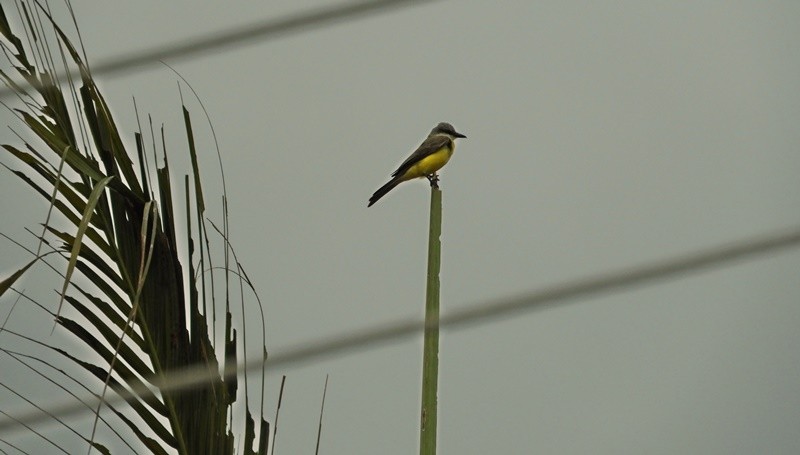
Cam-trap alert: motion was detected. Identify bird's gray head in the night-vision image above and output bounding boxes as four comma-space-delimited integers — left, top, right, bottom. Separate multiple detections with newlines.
430, 122, 466, 139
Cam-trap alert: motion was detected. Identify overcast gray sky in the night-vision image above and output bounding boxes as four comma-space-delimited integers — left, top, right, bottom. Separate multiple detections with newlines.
2, 1, 800, 453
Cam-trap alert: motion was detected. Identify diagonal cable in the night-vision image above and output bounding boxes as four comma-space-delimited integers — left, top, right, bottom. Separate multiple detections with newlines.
0, 0, 432, 98
1, 226, 799, 434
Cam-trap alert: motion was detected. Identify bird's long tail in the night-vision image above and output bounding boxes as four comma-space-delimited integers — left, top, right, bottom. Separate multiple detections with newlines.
368, 177, 403, 207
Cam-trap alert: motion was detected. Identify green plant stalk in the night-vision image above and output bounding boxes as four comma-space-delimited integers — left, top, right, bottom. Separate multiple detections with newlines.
419, 186, 442, 455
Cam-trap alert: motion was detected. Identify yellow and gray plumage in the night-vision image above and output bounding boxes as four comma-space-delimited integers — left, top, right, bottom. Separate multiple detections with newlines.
368, 122, 466, 207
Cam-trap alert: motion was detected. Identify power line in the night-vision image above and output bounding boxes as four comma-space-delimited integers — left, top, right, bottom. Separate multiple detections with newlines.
2, 226, 799, 434
0, 0, 432, 98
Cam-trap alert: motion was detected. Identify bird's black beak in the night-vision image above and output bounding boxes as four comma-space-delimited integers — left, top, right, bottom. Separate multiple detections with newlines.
454, 131, 466, 139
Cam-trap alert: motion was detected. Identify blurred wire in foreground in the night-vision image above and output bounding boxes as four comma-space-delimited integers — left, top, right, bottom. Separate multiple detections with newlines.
2, 226, 800, 434
0, 0, 431, 99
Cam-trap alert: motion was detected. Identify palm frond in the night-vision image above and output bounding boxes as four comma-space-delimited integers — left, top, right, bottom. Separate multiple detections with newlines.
0, 3, 269, 453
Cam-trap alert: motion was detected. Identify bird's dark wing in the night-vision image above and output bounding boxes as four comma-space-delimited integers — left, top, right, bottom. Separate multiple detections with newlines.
390, 135, 453, 178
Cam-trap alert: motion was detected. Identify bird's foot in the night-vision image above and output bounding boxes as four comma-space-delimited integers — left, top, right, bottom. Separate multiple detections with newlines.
426, 173, 440, 189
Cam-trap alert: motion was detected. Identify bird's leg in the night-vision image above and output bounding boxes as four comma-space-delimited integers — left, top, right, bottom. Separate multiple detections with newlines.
426, 173, 440, 189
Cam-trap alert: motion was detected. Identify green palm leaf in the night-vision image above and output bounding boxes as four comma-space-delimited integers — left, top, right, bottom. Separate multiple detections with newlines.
1, 3, 269, 453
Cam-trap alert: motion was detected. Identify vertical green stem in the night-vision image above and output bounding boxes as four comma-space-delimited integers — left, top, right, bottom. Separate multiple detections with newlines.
419, 187, 442, 455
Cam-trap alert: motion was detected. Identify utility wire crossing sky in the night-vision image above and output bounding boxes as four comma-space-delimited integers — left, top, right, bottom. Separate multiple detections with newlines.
2, 225, 799, 435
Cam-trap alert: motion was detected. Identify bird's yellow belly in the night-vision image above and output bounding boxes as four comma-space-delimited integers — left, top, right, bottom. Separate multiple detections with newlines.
402, 147, 453, 180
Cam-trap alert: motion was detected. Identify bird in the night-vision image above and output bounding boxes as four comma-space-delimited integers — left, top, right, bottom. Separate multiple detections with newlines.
368, 122, 466, 207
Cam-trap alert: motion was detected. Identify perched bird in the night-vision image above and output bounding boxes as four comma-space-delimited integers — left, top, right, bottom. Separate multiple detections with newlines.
368, 122, 466, 207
